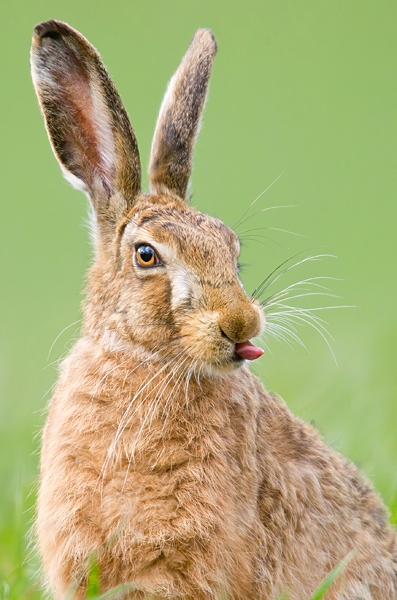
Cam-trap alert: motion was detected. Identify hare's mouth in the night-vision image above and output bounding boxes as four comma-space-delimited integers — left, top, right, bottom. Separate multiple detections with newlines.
203, 340, 263, 376
178, 313, 264, 374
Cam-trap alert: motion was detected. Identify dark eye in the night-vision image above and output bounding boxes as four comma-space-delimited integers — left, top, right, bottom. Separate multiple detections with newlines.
135, 245, 159, 267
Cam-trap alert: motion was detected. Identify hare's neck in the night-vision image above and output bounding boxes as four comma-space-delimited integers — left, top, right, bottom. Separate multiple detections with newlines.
64, 336, 249, 450
62, 335, 257, 474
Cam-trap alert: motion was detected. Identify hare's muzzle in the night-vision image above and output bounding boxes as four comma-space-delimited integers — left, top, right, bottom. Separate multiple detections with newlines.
218, 294, 264, 341
178, 294, 265, 373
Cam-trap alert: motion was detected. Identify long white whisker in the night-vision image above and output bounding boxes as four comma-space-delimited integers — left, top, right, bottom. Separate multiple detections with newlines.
265, 322, 308, 350
268, 304, 354, 313
156, 358, 192, 448
233, 172, 284, 229
121, 356, 190, 490
267, 306, 338, 366
260, 276, 341, 307
262, 204, 299, 212
90, 357, 133, 403
252, 254, 337, 300
98, 351, 184, 494
267, 305, 332, 332
123, 357, 193, 488
47, 319, 82, 361
249, 172, 284, 208
111, 353, 183, 451
268, 227, 305, 238
265, 291, 340, 308
184, 358, 198, 410
263, 254, 337, 293
264, 324, 296, 350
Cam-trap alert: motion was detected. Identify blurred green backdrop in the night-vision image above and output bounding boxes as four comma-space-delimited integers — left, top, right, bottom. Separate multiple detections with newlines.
0, 1, 396, 597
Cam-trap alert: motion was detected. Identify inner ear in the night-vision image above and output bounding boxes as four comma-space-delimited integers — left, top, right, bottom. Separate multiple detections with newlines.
42, 42, 115, 198
31, 20, 141, 237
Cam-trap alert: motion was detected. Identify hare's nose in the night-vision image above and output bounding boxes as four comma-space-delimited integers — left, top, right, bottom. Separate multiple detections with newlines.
218, 300, 263, 344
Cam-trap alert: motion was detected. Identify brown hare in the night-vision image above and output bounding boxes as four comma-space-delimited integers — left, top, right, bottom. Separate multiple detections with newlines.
31, 20, 397, 600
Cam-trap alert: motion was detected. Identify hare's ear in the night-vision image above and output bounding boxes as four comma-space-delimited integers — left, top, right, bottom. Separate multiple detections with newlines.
148, 29, 217, 201
31, 21, 141, 242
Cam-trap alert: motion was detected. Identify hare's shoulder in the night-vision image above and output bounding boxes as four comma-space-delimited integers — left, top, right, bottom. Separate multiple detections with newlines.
254, 383, 397, 592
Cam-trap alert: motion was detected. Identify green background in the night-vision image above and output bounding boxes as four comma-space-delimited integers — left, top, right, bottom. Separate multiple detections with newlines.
0, 1, 396, 597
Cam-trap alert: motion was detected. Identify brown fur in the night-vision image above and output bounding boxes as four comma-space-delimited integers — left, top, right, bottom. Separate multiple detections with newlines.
31, 21, 397, 600
148, 30, 217, 200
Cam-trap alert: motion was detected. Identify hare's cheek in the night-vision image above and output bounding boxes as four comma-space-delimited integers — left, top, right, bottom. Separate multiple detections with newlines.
179, 312, 232, 364
169, 264, 195, 311
122, 275, 174, 343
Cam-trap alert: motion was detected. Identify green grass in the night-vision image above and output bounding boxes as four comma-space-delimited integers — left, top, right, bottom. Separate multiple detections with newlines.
0, 545, 357, 599
0, 503, 393, 600
275, 551, 356, 599
40, 548, 357, 599
307, 551, 356, 600
86, 549, 355, 600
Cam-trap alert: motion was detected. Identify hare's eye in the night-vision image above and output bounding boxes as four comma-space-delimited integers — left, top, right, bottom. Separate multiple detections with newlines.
135, 245, 159, 267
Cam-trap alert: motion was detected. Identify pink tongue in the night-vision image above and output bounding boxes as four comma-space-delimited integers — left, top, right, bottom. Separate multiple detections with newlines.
235, 341, 264, 361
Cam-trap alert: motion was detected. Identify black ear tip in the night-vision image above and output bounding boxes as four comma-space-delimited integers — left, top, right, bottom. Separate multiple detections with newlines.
34, 20, 71, 42
194, 28, 218, 54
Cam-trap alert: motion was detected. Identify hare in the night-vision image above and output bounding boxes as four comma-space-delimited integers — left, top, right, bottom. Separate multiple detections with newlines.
31, 20, 397, 600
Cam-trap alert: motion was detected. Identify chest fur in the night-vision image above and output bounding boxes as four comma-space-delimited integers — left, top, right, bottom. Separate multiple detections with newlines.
40, 359, 262, 594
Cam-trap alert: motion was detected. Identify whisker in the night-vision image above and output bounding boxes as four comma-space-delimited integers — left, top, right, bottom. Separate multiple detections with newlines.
264, 322, 308, 350
232, 172, 284, 229
261, 204, 299, 212
239, 236, 272, 248
97, 351, 184, 495
235, 205, 298, 233
121, 355, 190, 490
266, 304, 339, 365
160, 357, 192, 433
255, 333, 273, 356
267, 304, 332, 330
260, 276, 344, 309
123, 356, 190, 489
90, 357, 133, 403
264, 325, 297, 351
285, 313, 337, 366
268, 304, 354, 313
252, 253, 337, 300
239, 234, 287, 251
47, 319, 82, 361
100, 351, 186, 484
250, 251, 313, 299
238, 227, 289, 250
268, 227, 305, 238
263, 291, 340, 308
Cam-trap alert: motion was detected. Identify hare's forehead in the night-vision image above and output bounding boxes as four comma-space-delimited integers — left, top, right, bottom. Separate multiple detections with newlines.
124, 210, 240, 261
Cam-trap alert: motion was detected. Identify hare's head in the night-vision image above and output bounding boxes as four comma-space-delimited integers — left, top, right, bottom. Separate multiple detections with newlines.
31, 20, 264, 375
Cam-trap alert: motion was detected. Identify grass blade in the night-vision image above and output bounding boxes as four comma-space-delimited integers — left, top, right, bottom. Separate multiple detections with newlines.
86, 556, 101, 598
309, 550, 356, 600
